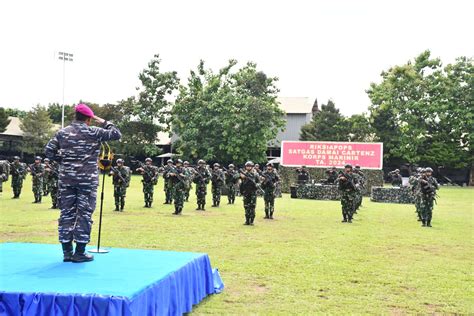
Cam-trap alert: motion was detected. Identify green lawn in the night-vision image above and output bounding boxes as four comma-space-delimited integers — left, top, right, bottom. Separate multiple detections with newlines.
1, 176, 473, 314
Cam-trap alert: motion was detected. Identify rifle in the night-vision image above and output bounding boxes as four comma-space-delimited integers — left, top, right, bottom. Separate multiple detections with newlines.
168, 165, 187, 185
338, 171, 356, 190
133, 160, 157, 184
239, 169, 265, 194
10, 163, 25, 179
110, 166, 128, 185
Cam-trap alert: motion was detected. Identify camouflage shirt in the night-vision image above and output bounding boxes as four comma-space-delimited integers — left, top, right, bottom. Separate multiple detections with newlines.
44, 120, 121, 189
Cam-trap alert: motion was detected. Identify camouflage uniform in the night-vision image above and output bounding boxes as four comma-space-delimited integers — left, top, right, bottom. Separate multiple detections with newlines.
0, 160, 9, 194
390, 170, 403, 187
338, 167, 356, 223
261, 166, 280, 219
323, 168, 338, 184
409, 171, 422, 221
353, 167, 365, 212
44, 119, 121, 245
137, 161, 158, 208
225, 166, 239, 204
240, 163, 261, 225
43, 159, 51, 196
169, 161, 189, 215
211, 165, 224, 207
110, 162, 131, 211
193, 162, 211, 210
29, 160, 45, 203
46, 161, 59, 208
162, 161, 174, 204
10, 159, 27, 198
418, 171, 439, 227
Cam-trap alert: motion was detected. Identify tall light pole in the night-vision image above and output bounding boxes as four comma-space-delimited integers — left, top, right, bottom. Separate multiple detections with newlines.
58, 51, 74, 128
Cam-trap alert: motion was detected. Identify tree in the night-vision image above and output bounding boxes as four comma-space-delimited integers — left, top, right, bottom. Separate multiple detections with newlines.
4, 108, 27, 118
171, 60, 285, 164
367, 50, 473, 168
299, 100, 346, 141
20, 105, 55, 155
346, 114, 376, 142
116, 55, 179, 156
47, 103, 73, 125
0, 107, 11, 133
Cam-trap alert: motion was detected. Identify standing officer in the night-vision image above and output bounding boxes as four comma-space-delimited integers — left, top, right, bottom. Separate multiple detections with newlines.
419, 167, 439, 227
338, 164, 356, 223
45, 103, 121, 263
183, 161, 192, 202
261, 163, 279, 219
110, 159, 131, 212
168, 159, 188, 215
224, 164, 239, 204
239, 161, 261, 225
10, 156, 27, 198
193, 159, 211, 211
211, 163, 224, 207
28, 156, 45, 203
163, 159, 174, 204
136, 158, 159, 208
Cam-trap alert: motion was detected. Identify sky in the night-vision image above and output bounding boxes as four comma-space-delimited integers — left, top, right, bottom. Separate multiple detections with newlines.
0, 0, 472, 116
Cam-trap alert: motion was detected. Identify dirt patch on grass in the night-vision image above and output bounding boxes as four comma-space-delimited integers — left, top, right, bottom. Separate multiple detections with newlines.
0, 231, 55, 239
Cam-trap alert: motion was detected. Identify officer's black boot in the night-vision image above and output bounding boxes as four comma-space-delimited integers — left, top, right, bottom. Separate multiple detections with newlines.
62, 241, 73, 262
72, 242, 94, 263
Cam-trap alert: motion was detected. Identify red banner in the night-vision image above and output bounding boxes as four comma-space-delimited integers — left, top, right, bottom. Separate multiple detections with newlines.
281, 141, 383, 169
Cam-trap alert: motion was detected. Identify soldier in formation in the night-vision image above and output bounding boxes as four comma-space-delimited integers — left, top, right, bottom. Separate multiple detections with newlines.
136, 158, 159, 208
261, 163, 280, 219
0, 160, 9, 194
45, 159, 59, 209
409, 167, 423, 222
45, 103, 121, 263
337, 164, 356, 223
42, 158, 51, 196
323, 166, 338, 184
211, 163, 224, 207
110, 158, 131, 212
9, 156, 27, 198
417, 167, 439, 227
183, 161, 192, 202
224, 164, 239, 204
168, 159, 189, 215
162, 159, 174, 204
353, 165, 366, 212
389, 169, 403, 187
239, 161, 261, 225
296, 165, 310, 185
28, 156, 45, 203
193, 159, 211, 210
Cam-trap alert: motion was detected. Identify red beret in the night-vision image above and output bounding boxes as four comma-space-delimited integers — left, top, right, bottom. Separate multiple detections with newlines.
75, 103, 94, 118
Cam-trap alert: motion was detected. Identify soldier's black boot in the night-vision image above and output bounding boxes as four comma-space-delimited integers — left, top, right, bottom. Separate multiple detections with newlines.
114, 205, 119, 212
201, 203, 206, 211
62, 241, 73, 262
270, 210, 274, 219
264, 209, 269, 219
427, 217, 432, 227
250, 215, 255, 226
52, 204, 57, 209
72, 243, 94, 263
421, 219, 426, 227
173, 206, 179, 215
244, 216, 250, 225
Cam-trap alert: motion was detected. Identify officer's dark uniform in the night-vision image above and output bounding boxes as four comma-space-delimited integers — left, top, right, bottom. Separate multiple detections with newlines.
45, 104, 121, 263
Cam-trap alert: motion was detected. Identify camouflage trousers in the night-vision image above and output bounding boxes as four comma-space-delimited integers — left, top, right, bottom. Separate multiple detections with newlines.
263, 188, 275, 216
227, 184, 236, 203
243, 192, 257, 220
58, 185, 97, 244
43, 179, 49, 196
212, 184, 222, 206
184, 184, 191, 201
50, 182, 58, 207
164, 181, 173, 203
174, 186, 185, 214
142, 181, 154, 205
196, 184, 207, 206
420, 195, 435, 222
114, 185, 127, 208
354, 190, 363, 211
11, 177, 24, 197
414, 194, 422, 220
32, 179, 43, 201
341, 191, 356, 220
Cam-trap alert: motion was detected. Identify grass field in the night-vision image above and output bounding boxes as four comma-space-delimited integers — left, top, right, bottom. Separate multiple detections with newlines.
1, 176, 473, 314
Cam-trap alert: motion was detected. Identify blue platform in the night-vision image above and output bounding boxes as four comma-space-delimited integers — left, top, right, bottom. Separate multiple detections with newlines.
0, 243, 223, 316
